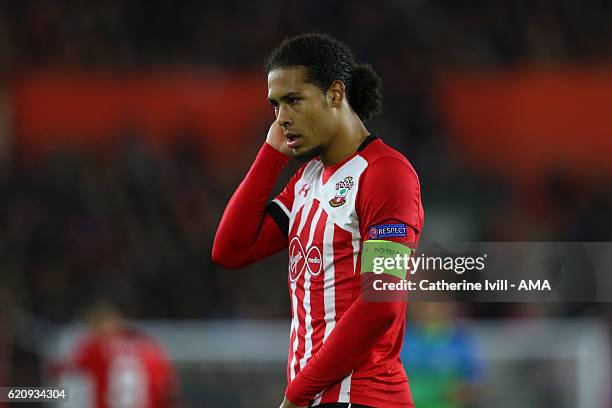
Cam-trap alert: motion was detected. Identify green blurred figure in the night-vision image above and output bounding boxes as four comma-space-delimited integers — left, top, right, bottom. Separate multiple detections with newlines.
402, 302, 483, 408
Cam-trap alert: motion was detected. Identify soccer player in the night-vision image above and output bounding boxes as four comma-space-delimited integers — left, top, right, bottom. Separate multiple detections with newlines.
50, 302, 179, 408
212, 33, 424, 408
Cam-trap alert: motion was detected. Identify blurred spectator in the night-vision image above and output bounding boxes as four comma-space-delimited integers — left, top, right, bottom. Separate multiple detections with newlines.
49, 300, 179, 408
402, 302, 483, 408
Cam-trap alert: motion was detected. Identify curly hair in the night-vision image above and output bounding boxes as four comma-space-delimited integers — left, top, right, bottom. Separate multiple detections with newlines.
265, 33, 383, 122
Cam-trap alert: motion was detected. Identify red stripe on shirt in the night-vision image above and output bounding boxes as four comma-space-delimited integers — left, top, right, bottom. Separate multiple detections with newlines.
317, 224, 357, 404
292, 199, 320, 377
287, 204, 305, 382
305, 208, 328, 364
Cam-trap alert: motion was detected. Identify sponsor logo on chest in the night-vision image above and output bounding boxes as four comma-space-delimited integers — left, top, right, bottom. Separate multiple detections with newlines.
289, 237, 323, 282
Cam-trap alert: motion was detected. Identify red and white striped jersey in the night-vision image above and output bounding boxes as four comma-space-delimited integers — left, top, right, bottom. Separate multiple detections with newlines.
270, 135, 424, 407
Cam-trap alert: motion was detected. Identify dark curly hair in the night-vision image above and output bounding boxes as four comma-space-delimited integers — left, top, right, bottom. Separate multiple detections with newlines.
265, 33, 383, 122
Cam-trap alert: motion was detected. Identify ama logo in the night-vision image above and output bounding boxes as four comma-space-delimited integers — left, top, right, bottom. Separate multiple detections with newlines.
289, 237, 322, 282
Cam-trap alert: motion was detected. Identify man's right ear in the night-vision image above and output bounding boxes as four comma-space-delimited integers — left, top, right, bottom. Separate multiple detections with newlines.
328, 80, 346, 108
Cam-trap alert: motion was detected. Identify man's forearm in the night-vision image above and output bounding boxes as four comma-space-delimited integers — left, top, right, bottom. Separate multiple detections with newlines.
212, 142, 288, 267
285, 299, 403, 405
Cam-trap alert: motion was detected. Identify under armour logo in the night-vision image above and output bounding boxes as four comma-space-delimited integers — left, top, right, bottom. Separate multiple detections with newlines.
298, 184, 310, 197
288, 237, 322, 282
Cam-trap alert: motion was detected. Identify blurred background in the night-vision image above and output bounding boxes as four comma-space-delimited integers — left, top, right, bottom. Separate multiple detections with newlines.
1, 0, 612, 407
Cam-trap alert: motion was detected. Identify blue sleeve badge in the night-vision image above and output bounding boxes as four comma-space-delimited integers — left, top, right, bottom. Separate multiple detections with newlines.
367, 223, 407, 239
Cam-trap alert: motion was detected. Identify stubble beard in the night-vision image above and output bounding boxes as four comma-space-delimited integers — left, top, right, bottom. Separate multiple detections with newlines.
293, 145, 323, 162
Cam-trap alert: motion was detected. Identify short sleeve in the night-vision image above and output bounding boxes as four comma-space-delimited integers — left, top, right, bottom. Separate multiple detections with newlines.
356, 157, 423, 245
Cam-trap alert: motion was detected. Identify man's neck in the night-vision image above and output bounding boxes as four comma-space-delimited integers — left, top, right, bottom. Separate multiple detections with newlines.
319, 114, 370, 166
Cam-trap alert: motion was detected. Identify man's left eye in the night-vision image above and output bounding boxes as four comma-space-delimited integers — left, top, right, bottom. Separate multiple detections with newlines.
289, 98, 300, 105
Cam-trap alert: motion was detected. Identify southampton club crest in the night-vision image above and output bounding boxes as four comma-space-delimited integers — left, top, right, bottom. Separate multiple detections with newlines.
329, 176, 354, 207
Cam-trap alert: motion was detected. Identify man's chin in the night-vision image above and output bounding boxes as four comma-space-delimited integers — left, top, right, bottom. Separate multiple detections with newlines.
293, 145, 322, 162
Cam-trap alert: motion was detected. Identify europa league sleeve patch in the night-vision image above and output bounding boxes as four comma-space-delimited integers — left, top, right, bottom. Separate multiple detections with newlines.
367, 223, 407, 240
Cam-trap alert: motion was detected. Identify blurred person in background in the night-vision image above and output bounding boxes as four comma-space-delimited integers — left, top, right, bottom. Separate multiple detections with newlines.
402, 302, 482, 408
50, 300, 179, 408
213, 33, 424, 408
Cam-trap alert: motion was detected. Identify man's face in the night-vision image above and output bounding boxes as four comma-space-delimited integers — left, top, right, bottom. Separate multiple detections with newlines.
267, 67, 335, 161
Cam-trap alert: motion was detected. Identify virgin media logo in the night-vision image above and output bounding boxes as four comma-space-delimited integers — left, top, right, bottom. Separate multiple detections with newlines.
289, 237, 323, 282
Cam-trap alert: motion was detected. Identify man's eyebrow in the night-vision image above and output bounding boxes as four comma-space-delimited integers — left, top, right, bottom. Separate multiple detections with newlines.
268, 91, 303, 104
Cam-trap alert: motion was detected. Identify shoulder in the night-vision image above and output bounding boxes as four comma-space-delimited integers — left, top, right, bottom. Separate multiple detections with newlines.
358, 138, 420, 187
355, 137, 424, 233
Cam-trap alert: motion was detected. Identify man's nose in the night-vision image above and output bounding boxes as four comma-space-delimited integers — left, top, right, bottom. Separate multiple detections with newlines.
276, 105, 292, 128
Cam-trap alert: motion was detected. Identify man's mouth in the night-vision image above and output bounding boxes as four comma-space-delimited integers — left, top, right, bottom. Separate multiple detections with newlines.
286, 133, 302, 149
